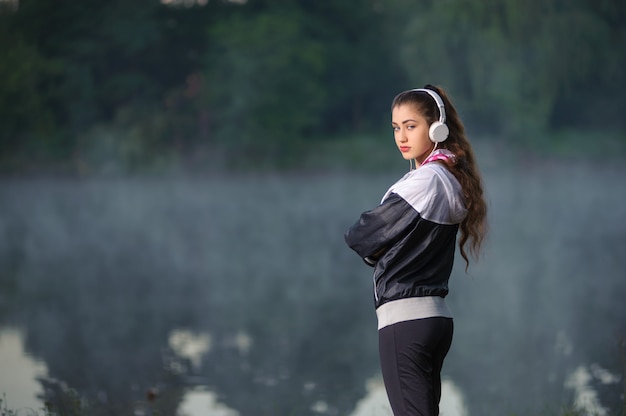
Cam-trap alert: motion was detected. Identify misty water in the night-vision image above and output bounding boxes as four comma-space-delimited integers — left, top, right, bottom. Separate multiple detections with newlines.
0, 147, 624, 415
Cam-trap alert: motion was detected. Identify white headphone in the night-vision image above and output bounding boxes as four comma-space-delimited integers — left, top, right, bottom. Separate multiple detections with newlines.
410, 88, 449, 143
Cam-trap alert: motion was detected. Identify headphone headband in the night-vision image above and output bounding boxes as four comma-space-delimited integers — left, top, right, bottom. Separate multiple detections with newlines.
410, 88, 446, 124
406, 88, 449, 143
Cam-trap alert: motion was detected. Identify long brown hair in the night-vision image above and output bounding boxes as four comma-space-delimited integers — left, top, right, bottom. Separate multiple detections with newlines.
392, 84, 488, 269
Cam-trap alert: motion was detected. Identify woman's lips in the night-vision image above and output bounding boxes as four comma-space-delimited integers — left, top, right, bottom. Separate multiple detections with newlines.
399, 146, 411, 152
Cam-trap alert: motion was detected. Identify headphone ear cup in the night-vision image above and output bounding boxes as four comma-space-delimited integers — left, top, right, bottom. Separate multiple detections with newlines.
429, 122, 449, 143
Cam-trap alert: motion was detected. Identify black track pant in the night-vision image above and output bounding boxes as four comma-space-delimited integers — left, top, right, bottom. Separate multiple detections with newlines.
378, 317, 454, 416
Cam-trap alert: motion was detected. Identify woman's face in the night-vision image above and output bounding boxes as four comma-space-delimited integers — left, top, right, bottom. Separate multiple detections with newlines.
392, 103, 434, 164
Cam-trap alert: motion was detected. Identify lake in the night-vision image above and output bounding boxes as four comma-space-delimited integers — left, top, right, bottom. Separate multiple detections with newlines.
0, 151, 624, 415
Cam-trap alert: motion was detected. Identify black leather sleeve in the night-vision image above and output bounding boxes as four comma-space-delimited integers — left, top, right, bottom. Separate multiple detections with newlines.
344, 193, 419, 265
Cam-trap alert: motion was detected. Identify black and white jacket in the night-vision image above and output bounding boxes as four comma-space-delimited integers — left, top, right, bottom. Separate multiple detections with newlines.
345, 151, 467, 327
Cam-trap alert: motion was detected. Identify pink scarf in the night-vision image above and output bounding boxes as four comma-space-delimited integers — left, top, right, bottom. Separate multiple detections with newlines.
421, 149, 456, 166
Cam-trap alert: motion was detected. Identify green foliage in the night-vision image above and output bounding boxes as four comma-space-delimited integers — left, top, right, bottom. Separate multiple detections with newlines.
204, 9, 327, 150
74, 105, 176, 175
0, 35, 62, 162
0, 0, 624, 173
397, 0, 624, 140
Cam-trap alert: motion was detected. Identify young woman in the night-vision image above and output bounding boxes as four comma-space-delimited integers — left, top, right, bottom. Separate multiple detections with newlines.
344, 85, 487, 416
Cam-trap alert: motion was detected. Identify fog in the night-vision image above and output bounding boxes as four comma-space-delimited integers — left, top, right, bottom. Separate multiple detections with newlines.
0, 144, 624, 415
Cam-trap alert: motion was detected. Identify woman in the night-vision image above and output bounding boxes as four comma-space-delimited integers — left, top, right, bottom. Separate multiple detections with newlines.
344, 85, 487, 416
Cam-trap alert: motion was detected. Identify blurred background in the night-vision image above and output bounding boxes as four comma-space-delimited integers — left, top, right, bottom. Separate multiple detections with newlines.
0, 0, 625, 415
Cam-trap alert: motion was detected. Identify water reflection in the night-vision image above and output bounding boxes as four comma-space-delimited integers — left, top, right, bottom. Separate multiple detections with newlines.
0, 174, 384, 415
0, 155, 625, 415
348, 377, 468, 416
0, 328, 48, 412
174, 376, 469, 416
349, 377, 391, 416
178, 387, 238, 416
168, 329, 212, 371
566, 364, 621, 416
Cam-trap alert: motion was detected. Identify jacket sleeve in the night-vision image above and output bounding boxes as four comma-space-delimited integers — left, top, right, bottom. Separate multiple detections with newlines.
344, 193, 419, 266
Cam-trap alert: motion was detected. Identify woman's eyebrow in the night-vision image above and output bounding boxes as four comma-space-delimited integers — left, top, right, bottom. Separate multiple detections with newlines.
392, 119, 418, 125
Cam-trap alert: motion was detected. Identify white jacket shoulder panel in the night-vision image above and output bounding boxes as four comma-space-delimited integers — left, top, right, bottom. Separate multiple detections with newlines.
382, 163, 467, 225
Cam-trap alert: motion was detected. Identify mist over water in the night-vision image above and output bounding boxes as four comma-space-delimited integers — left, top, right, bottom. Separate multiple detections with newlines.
0, 149, 624, 415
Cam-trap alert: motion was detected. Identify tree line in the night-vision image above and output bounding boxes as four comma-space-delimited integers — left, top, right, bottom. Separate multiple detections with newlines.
1, 0, 624, 173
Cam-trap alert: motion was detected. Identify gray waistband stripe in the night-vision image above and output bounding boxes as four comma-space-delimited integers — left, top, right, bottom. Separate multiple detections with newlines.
376, 296, 453, 330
